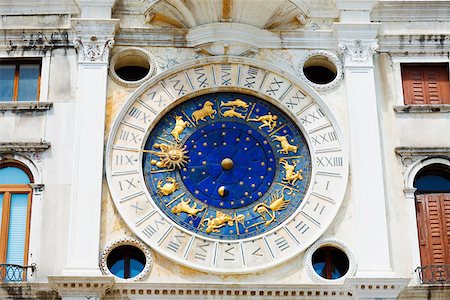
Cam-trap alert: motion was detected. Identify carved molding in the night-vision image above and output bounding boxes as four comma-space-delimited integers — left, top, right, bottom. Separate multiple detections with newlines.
0, 102, 53, 113
338, 39, 379, 66
344, 278, 410, 300
393, 104, 450, 113
48, 276, 115, 299
0, 142, 51, 153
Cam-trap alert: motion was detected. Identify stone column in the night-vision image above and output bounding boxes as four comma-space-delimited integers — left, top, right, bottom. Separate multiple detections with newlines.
335, 24, 394, 277
62, 19, 118, 276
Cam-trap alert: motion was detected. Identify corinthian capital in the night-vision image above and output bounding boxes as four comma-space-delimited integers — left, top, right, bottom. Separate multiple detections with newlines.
73, 36, 115, 63
338, 39, 379, 67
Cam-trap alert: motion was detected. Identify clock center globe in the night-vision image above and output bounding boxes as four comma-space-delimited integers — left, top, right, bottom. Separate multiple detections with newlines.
221, 158, 234, 170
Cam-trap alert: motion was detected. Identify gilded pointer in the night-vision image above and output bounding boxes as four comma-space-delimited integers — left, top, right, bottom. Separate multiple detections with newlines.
171, 199, 204, 217
171, 116, 190, 143
157, 177, 179, 196
192, 101, 216, 124
248, 114, 278, 132
220, 99, 249, 109
150, 142, 188, 169
253, 187, 291, 226
222, 107, 246, 119
279, 158, 303, 186
204, 211, 245, 234
272, 135, 298, 154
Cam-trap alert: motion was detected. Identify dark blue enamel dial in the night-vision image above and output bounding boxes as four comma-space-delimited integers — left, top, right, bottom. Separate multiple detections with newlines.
143, 92, 311, 240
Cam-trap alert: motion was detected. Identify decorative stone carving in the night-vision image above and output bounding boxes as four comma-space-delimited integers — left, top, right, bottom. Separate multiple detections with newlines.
338, 39, 379, 66
100, 237, 154, 282
49, 276, 115, 299
73, 36, 115, 63
305, 238, 357, 284
0, 142, 50, 154
298, 50, 343, 90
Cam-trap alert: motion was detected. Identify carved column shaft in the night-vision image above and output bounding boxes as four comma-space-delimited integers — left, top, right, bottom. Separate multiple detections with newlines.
63, 19, 118, 276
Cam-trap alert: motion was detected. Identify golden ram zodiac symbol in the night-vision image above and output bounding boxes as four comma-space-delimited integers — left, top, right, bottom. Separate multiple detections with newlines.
203, 211, 245, 234
191, 101, 217, 124
171, 199, 204, 217
253, 187, 292, 226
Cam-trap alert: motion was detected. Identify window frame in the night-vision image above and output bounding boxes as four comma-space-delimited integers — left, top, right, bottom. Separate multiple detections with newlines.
0, 59, 42, 102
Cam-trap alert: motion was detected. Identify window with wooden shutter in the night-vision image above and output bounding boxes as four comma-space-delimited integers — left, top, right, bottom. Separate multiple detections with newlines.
401, 64, 450, 105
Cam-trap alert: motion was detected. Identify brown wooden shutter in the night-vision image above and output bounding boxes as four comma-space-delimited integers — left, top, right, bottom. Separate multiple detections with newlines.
401, 64, 450, 105
415, 193, 450, 266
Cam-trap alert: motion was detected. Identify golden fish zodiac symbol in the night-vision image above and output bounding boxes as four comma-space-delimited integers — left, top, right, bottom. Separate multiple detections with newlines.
157, 177, 179, 196
171, 115, 190, 143
171, 199, 204, 217
279, 158, 303, 186
253, 187, 292, 226
272, 135, 298, 154
191, 101, 216, 124
222, 107, 246, 119
248, 114, 278, 132
203, 211, 245, 234
220, 99, 249, 109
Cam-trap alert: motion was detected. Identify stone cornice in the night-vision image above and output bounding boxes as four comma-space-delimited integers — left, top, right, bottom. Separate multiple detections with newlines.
0, 142, 51, 153
0, 102, 53, 113
395, 147, 450, 157
393, 105, 450, 113
372, 0, 450, 22
49, 276, 115, 298
379, 34, 450, 54
0, 1, 79, 16
344, 278, 410, 300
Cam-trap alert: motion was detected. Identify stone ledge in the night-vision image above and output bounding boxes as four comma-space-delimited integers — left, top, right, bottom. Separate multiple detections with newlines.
0, 142, 51, 153
393, 104, 450, 113
0, 102, 53, 113
395, 147, 450, 157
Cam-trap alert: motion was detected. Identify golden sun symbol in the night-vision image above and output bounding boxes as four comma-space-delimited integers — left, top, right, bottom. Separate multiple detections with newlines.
150, 142, 189, 169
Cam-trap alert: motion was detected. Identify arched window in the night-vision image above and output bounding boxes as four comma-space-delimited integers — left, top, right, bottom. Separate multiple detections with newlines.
414, 164, 450, 283
0, 163, 33, 269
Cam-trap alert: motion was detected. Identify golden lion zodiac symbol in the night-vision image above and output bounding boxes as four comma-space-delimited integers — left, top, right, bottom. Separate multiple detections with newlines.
192, 101, 216, 124
253, 187, 292, 226
171, 115, 190, 143
272, 135, 298, 154
157, 177, 179, 196
248, 114, 278, 132
171, 199, 204, 217
279, 158, 303, 186
203, 211, 245, 234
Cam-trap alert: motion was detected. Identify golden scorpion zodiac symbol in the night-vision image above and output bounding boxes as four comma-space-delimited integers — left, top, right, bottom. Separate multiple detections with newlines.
272, 135, 298, 154
170, 115, 190, 143
248, 113, 278, 132
191, 101, 217, 124
203, 211, 245, 234
253, 187, 292, 226
157, 177, 179, 196
279, 158, 303, 186
171, 199, 204, 218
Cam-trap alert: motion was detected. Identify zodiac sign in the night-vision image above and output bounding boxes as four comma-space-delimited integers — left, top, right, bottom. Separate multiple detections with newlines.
222, 107, 245, 119
220, 99, 249, 109
248, 114, 278, 132
192, 101, 216, 124
171, 115, 190, 143
272, 135, 298, 154
279, 158, 303, 186
203, 211, 245, 234
253, 187, 292, 226
157, 177, 179, 196
150, 142, 188, 169
171, 199, 204, 217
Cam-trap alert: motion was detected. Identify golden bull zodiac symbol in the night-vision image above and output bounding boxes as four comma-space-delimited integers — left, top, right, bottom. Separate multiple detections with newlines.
248, 114, 278, 132
171, 115, 190, 143
157, 177, 179, 196
192, 101, 217, 124
279, 158, 303, 186
272, 135, 298, 154
171, 199, 204, 217
204, 211, 245, 234
253, 187, 292, 226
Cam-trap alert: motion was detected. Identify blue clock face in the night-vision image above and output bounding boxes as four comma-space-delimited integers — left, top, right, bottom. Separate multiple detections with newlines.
143, 92, 311, 240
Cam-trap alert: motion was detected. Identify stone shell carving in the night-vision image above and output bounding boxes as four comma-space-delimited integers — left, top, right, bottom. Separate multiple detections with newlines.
298, 50, 343, 91
109, 47, 157, 87
304, 238, 357, 283
100, 237, 154, 282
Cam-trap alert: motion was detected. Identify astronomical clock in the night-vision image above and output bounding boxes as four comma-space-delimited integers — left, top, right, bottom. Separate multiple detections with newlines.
106, 57, 348, 274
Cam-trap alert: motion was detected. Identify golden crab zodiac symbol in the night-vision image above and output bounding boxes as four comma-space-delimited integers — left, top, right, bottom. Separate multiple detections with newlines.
157, 177, 179, 197
253, 187, 292, 226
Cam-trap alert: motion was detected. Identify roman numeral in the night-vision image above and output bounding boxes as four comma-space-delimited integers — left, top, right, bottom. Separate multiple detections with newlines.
119, 130, 139, 143
167, 234, 185, 252
285, 90, 306, 108
142, 218, 166, 238
194, 67, 208, 88
194, 243, 209, 261
313, 202, 326, 215
244, 66, 258, 88
221, 65, 232, 85
130, 201, 143, 214
311, 131, 337, 146
118, 178, 137, 191
128, 107, 150, 124
266, 77, 284, 96
275, 236, 289, 251
300, 108, 325, 125
146, 90, 166, 107
252, 247, 263, 257
295, 220, 310, 234
115, 154, 136, 165
317, 156, 343, 167
224, 245, 235, 261
169, 76, 187, 95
